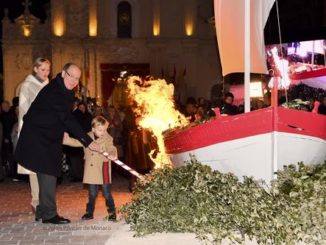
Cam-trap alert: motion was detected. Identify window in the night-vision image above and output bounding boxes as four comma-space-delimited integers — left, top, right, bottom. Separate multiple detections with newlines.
117, 1, 132, 38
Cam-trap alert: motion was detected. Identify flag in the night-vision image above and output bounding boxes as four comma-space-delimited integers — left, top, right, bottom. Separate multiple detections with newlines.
214, 0, 275, 76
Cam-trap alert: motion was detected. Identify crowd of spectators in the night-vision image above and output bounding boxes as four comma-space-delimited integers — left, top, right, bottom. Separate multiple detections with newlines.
178, 87, 325, 126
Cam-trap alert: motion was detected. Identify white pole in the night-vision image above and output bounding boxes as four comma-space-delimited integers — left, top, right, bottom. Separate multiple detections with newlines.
272, 77, 279, 180
311, 40, 315, 65
244, 0, 251, 112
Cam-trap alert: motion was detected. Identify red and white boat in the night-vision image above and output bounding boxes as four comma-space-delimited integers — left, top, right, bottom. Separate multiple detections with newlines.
163, 0, 326, 183
164, 106, 326, 183
290, 66, 326, 90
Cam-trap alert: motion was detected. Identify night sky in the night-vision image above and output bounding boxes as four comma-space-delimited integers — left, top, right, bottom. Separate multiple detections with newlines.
265, 0, 326, 44
0, 0, 50, 23
0, 0, 324, 43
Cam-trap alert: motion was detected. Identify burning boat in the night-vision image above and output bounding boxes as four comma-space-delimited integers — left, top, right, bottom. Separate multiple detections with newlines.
163, 1, 326, 182
164, 105, 326, 183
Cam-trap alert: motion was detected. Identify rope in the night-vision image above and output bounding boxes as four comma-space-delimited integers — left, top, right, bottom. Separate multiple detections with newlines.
275, 0, 288, 104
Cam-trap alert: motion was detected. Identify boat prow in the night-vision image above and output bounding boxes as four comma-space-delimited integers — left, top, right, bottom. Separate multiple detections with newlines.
164, 107, 326, 183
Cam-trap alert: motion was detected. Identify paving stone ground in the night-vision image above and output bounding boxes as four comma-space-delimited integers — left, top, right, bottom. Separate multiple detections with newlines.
0, 173, 132, 245
0, 173, 259, 245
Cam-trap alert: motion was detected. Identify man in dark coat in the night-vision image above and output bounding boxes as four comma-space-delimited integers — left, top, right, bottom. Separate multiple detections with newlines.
15, 63, 101, 224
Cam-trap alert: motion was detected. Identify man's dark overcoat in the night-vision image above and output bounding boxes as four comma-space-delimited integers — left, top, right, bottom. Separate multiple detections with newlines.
15, 73, 92, 177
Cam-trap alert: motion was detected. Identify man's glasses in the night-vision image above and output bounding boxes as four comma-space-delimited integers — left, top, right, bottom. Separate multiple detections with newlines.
65, 70, 79, 82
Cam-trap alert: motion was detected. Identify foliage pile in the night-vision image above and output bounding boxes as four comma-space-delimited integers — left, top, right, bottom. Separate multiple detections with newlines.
287, 83, 326, 102
121, 159, 326, 244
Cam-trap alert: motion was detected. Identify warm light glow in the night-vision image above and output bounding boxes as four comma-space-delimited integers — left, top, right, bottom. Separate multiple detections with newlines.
153, 1, 160, 36
153, 21, 160, 36
89, 20, 97, 36
52, 2, 65, 37
53, 19, 65, 36
15, 0, 37, 38
127, 76, 188, 168
185, 4, 194, 36
89, 0, 97, 36
22, 25, 32, 37
185, 22, 193, 36
250, 82, 263, 98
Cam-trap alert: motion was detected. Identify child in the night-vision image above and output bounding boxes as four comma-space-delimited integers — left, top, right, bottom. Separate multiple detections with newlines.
64, 116, 118, 221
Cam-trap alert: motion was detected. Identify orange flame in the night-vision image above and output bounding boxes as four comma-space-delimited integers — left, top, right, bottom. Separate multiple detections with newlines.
127, 76, 188, 168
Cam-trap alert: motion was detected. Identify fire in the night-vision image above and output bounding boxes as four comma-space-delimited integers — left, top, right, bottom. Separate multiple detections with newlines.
127, 76, 188, 168
268, 47, 291, 89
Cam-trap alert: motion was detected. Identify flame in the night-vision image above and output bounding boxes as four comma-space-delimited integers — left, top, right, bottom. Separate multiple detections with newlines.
268, 47, 291, 89
127, 76, 188, 168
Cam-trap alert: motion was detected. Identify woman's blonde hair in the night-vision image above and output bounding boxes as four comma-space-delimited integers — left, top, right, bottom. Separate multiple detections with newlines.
91, 115, 109, 128
32, 57, 51, 74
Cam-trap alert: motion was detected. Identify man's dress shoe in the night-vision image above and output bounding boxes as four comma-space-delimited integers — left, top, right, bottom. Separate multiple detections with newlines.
42, 215, 71, 224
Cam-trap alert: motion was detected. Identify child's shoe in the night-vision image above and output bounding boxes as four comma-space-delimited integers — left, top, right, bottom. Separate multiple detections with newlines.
104, 212, 117, 221
81, 213, 93, 220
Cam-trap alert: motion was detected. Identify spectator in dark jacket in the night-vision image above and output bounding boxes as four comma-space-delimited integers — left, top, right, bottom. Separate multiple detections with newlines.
67, 101, 93, 181
220, 92, 238, 115
1, 100, 16, 178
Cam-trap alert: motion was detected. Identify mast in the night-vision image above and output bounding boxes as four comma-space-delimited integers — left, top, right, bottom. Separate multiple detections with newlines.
244, 0, 250, 113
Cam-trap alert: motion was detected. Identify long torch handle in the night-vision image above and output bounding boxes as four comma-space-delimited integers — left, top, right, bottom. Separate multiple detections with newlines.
102, 152, 143, 179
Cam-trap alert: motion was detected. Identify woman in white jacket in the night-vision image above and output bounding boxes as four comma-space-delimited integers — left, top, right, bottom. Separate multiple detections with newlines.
16, 57, 51, 216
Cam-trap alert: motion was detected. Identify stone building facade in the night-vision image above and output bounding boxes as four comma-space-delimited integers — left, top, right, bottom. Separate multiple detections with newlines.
2, 0, 222, 105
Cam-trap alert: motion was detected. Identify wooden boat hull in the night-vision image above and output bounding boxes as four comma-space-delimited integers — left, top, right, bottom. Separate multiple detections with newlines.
164, 107, 326, 182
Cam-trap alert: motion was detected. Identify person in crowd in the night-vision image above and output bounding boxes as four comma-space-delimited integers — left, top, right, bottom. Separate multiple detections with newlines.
14, 63, 101, 224
10, 97, 19, 116
256, 99, 265, 110
0, 119, 3, 182
197, 97, 206, 108
16, 57, 51, 211
11, 106, 19, 151
194, 106, 208, 123
251, 99, 265, 111
104, 105, 123, 159
67, 101, 92, 181
220, 92, 238, 115
184, 97, 197, 122
74, 102, 93, 132
63, 116, 118, 221
318, 95, 326, 115
71, 97, 80, 113
62, 96, 80, 180
10, 105, 24, 182
93, 105, 104, 117
1, 100, 17, 178
263, 91, 271, 107
308, 98, 315, 112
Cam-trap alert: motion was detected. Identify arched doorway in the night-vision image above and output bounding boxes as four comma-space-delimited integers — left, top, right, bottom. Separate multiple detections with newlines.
100, 63, 150, 108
